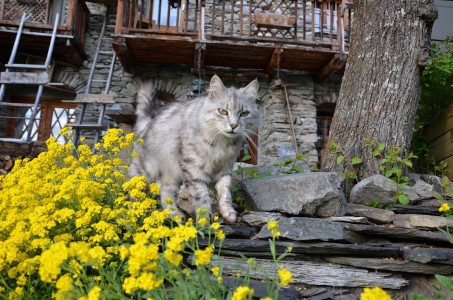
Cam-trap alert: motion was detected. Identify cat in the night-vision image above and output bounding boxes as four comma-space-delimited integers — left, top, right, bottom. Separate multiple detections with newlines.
129, 75, 259, 223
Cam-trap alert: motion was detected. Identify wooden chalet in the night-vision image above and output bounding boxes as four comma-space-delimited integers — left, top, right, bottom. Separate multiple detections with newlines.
0, 0, 88, 65
0, 0, 89, 156
111, 0, 352, 82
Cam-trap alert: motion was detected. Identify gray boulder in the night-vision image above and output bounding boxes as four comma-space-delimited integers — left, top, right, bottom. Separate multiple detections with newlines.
241, 172, 346, 217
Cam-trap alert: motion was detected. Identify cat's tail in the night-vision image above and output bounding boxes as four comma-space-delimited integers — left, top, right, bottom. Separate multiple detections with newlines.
135, 81, 160, 133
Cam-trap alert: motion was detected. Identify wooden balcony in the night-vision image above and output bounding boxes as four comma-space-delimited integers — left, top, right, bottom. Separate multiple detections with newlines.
0, 0, 89, 66
113, 0, 351, 82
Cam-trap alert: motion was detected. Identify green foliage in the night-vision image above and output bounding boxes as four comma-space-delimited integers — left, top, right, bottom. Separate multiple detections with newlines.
272, 152, 306, 174
416, 36, 453, 128
327, 142, 362, 188
366, 139, 418, 205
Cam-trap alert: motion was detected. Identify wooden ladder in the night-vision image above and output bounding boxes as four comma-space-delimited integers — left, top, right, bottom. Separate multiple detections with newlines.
0, 13, 60, 145
67, 9, 117, 147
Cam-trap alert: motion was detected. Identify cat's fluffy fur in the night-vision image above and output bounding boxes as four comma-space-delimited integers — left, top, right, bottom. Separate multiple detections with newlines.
129, 75, 259, 223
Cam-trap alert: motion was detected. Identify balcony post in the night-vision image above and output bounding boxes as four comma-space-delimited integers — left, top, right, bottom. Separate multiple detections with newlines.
66, 0, 75, 27
116, 0, 125, 34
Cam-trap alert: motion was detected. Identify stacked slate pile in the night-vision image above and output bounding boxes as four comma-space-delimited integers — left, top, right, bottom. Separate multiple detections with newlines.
209, 172, 453, 299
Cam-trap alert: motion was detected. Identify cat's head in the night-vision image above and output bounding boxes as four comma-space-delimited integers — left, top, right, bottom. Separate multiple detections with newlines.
204, 75, 259, 141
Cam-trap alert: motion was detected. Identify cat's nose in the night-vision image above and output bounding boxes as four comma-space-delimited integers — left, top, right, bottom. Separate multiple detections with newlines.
230, 123, 237, 129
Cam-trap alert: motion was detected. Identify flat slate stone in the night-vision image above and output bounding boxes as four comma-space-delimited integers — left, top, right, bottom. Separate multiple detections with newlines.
240, 211, 285, 226
325, 257, 453, 275
346, 203, 395, 224
256, 217, 362, 242
207, 238, 402, 257
390, 204, 441, 216
242, 172, 346, 217
344, 224, 451, 244
393, 214, 453, 230
403, 248, 453, 265
213, 257, 409, 289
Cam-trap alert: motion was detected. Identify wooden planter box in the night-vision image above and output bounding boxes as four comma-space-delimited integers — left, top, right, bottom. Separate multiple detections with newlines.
423, 104, 453, 179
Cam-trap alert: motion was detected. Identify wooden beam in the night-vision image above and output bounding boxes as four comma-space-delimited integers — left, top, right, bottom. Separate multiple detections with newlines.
193, 42, 206, 76
112, 37, 134, 73
0, 72, 49, 84
315, 53, 347, 83
264, 48, 283, 76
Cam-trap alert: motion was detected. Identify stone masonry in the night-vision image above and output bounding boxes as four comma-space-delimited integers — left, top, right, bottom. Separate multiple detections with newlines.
50, 3, 341, 166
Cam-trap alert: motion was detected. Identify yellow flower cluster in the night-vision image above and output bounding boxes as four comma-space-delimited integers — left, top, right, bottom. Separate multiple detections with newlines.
439, 202, 451, 214
360, 287, 392, 300
0, 128, 226, 299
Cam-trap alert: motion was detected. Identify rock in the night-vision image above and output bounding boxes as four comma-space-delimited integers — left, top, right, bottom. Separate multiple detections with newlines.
241, 211, 285, 226
207, 238, 402, 257
393, 214, 453, 230
256, 217, 363, 243
328, 216, 369, 224
346, 203, 395, 224
344, 224, 451, 244
213, 257, 409, 289
325, 257, 453, 275
242, 172, 346, 217
390, 204, 440, 216
349, 175, 397, 206
403, 248, 453, 265
419, 174, 443, 194
407, 173, 441, 199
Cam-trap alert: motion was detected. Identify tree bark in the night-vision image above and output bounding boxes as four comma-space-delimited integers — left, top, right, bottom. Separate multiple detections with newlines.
323, 0, 437, 179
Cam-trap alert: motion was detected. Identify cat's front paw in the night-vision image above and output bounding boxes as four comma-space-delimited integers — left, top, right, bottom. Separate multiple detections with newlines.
219, 206, 237, 224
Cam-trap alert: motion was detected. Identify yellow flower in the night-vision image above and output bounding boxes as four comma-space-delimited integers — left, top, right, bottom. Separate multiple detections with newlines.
210, 222, 221, 230
232, 286, 254, 300
211, 266, 220, 276
260, 298, 272, 300
278, 267, 293, 286
197, 217, 209, 227
267, 220, 279, 231
439, 202, 451, 213
149, 183, 160, 196
194, 246, 214, 266
216, 230, 226, 241
87, 286, 102, 300
360, 287, 392, 300
217, 276, 223, 284
267, 220, 281, 238
56, 274, 73, 292
164, 249, 183, 266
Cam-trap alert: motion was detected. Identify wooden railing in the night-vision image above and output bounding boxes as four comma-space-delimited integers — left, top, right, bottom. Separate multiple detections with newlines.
116, 0, 351, 50
116, 0, 201, 35
0, 0, 89, 44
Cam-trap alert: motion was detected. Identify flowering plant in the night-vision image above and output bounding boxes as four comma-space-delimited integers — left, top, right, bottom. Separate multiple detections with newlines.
0, 128, 295, 300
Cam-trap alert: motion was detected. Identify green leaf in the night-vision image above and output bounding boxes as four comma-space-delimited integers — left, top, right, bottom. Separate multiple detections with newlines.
296, 152, 305, 161
351, 157, 362, 165
378, 143, 385, 151
434, 274, 453, 290
241, 154, 252, 162
432, 191, 444, 201
397, 193, 409, 205
293, 165, 303, 173
336, 155, 345, 165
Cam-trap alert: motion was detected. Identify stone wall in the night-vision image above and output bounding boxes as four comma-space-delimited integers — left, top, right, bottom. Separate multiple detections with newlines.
50, 4, 341, 166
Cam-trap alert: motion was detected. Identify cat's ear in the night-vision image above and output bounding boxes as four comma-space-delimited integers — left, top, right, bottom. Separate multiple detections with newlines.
242, 78, 259, 101
209, 75, 225, 100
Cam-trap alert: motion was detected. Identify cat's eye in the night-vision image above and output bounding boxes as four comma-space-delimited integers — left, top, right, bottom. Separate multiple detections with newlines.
240, 111, 249, 117
218, 108, 228, 115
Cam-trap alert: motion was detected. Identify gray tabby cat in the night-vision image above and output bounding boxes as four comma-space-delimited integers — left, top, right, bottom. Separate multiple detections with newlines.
129, 75, 259, 223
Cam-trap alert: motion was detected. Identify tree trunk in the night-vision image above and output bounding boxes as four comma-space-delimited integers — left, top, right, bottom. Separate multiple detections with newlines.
323, 0, 437, 179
